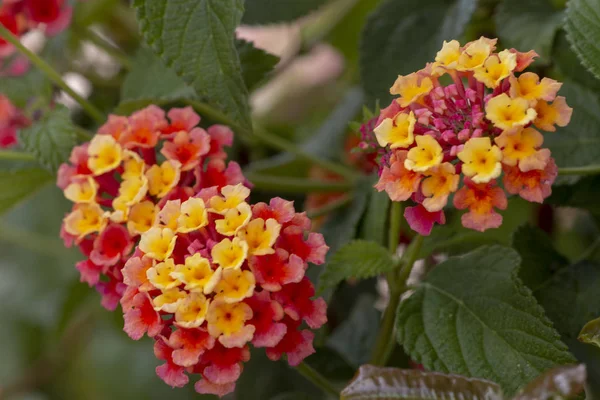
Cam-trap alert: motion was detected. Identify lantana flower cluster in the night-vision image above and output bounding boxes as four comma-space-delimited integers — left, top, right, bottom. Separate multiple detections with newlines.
58, 105, 245, 310
0, 0, 73, 75
368, 37, 572, 234
120, 184, 328, 396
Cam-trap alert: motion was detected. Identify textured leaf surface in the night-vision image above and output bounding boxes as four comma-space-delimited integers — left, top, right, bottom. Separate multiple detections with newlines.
236, 39, 279, 91
397, 246, 575, 396
565, 0, 600, 79
554, 32, 600, 92
242, 0, 326, 24
341, 365, 503, 400
360, 0, 476, 104
19, 106, 78, 173
121, 47, 195, 102
317, 239, 395, 293
495, 0, 564, 61
544, 82, 600, 176
0, 70, 51, 108
513, 364, 586, 400
135, 0, 251, 128
514, 226, 600, 339
0, 168, 53, 215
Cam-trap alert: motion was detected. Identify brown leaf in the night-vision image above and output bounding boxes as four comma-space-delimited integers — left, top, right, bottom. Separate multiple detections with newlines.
512, 364, 586, 400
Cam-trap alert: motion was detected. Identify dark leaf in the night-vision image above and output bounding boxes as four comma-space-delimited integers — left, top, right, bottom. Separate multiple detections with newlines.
565, 0, 600, 79
397, 246, 576, 396
340, 365, 503, 400
236, 39, 279, 91
242, 0, 326, 25
0, 168, 54, 215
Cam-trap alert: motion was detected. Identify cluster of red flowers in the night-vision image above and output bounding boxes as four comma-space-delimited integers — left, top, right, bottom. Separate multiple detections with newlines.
0, 0, 73, 75
359, 38, 572, 234
121, 185, 328, 396
57, 105, 329, 396
58, 105, 245, 310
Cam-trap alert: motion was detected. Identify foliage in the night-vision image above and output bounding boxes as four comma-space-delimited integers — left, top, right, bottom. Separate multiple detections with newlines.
2, 0, 600, 398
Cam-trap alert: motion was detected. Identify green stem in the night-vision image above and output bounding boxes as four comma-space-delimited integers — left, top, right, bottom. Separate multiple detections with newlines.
295, 362, 339, 398
370, 232, 424, 366
558, 165, 600, 176
387, 201, 402, 254
0, 25, 105, 123
76, 27, 132, 69
306, 195, 352, 219
246, 172, 353, 193
186, 99, 360, 182
0, 151, 36, 162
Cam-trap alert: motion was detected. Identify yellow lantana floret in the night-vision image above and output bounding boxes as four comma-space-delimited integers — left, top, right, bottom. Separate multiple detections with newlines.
145, 160, 181, 198
404, 135, 443, 172
209, 184, 251, 214
486, 94, 537, 131
127, 200, 158, 235
533, 96, 573, 132
373, 111, 416, 149
237, 218, 281, 256
206, 300, 255, 347
146, 258, 180, 290
390, 73, 433, 108
211, 237, 249, 270
473, 50, 516, 88
457, 37, 496, 71
214, 269, 256, 304
433, 40, 461, 73
421, 163, 459, 212
177, 197, 208, 233
495, 127, 543, 167
64, 176, 98, 204
510, 72, 562, 103
215, 203, 252, 236
122, 150, 145, 180
152, 288, 186, 313
171, 253, 221, 294
458, 137, 503, 183
139, 227, 177, 261
87, 134, 123, 175
156, 200, 181, 230
175, 293, 210, 329
115, 175, 148, 207
63, 202, 107, 238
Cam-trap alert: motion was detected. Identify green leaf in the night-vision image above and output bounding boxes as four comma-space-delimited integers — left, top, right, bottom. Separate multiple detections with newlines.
495, 0, 564, 62
19, 106, 78, 173
236, 39, 279, 91
516, 225, 600, 341
326, 294, 380, 367
360, 0, 477, 104
134, 0, 251, 129
340, 365, 503, 400
565, 0, 600, 80
513, 364, 587, 400
0, 69, 52, 109
579, 317, 600, 348
318, 240, 395, 293
511, 225, 569, 289
0, 168, 53, 215
304, 347, 356, 382
397, 246, 576, 396
537, 81, 600, 181
242, 0, 326, 24
121, 47, 196, 103
554, 32, 600, 92
359, 188, 390, 245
